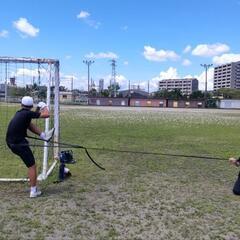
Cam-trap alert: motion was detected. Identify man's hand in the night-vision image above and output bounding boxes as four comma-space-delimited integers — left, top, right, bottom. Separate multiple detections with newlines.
229, 157, 240, 167
37, 102, 47, 111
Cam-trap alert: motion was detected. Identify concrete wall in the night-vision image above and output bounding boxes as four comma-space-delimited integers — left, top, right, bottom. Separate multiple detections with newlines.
219, 99, 240, 109
167, 100, 204, 108
130, 99, 167, 107
89, 97, 129, 106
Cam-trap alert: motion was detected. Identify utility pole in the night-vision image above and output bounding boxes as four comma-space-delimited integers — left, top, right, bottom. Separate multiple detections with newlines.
200, 64, 213, 100
83, 60, 94, 99
110, 59, 117, 97
148, 80, 150, 96
38, 61, 41, 86
5, 62, 8, 102
71, 77, 74, 102
128, 79, 131, 97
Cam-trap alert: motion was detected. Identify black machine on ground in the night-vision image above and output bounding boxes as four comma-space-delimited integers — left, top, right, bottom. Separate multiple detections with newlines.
58, 150, 76, 181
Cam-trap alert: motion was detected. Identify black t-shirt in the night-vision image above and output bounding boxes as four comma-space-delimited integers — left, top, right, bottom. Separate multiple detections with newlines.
6, 108, 41, 143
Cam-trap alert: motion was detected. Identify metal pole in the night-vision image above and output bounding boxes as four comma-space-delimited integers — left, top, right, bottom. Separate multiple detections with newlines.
205, 68, 207, 99
71, 77, 73, 102
148, 80, 150, 96
83, 60, 94, 103
88, 64, 90, 93
5, 62, 7, 102
42, 63, 51, 179
54, 61, 60, 159
200, 64, 213, 100
71, 77, 73, 92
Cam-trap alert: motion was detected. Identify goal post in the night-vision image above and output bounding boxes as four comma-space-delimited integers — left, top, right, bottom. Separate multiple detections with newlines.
0, 56, 60, 182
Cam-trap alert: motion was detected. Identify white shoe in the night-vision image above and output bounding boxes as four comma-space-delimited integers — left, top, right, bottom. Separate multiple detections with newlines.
44, 128, 55, 142
30, 189, 42, 198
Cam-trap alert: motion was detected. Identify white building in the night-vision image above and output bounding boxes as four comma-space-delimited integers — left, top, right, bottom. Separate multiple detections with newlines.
214, 61, 240, 90
159, 78, 199, 95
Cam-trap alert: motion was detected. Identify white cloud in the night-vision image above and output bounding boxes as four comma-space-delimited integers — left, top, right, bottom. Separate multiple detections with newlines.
183, 45, 191, 53
15, 68, 46, 77
152, 67, 179, 81
77, 11, 90, 19
0, 30, 9, 38
192, 43, 230, 57
123, 61, 129, 65
61, 74, 78, 80
121, 25, 128, 31
150, 67, 179, 90
143, 46, 180, 62
213, 53, 240, 65
65, 55, 72, 60
182, 59, 192, 66
85, 51, 118, 59
8, 67, 48, 86
13, 18, 39, 37
59, 74, 79, 90
103, 74, 128, 89
106, 74, 127, 85
77, 10, 101, 29
195, 68, 214, 91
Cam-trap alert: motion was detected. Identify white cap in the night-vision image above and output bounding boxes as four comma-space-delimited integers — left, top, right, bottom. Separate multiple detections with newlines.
21, 96, 33, 107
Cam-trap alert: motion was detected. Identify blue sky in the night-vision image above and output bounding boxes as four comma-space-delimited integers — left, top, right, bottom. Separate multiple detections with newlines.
0, 0, 240, 91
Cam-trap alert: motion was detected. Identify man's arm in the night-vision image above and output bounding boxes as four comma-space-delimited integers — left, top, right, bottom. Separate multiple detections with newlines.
28, 122, 42, 135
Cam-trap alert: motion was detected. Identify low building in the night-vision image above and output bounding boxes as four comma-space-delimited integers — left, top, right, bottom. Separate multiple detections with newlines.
59, 91, 73, 103
0, 83, 5, 98
159, 78, 199, 95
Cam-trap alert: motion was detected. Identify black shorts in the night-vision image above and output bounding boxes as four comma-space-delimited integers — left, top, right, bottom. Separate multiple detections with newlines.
7, 140, 35, 168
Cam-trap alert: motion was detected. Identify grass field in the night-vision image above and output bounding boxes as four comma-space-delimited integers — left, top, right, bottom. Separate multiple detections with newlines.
1, 106, 240, 239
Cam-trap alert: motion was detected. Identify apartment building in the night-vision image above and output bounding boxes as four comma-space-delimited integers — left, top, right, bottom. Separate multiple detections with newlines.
158, 78, 198, 95
214, 61, 240, 90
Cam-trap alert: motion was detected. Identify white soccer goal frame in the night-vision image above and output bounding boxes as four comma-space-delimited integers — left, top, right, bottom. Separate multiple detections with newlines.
0, 56, 60, 182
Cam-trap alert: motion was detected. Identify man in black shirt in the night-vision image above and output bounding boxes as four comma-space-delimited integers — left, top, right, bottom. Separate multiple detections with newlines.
6, 96, 51, 198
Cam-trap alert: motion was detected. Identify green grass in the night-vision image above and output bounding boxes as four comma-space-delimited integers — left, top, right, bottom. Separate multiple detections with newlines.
1, 105, 240, 239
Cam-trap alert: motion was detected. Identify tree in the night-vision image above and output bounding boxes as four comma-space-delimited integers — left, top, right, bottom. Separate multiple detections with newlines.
108, 83, 120, 97
101, 89, 110, 97
154, 89, 169, 98
215, 88, 240, 99
89, 88, 97, 97
154, 89, 183, 100
167, 89, 183, 100
59, 86, 67, 91
189, 90, 204, 99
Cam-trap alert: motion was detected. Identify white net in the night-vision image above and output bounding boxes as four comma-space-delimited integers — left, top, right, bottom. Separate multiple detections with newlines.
0, 57, 60, 181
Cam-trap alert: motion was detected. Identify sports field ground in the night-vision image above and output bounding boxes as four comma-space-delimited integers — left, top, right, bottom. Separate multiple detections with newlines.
1, 106, 240, 240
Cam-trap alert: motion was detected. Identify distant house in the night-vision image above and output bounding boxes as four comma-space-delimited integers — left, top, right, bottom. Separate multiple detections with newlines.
59, 91, 73, 103
74, 91, 88, 104
0, 83, 5, 98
